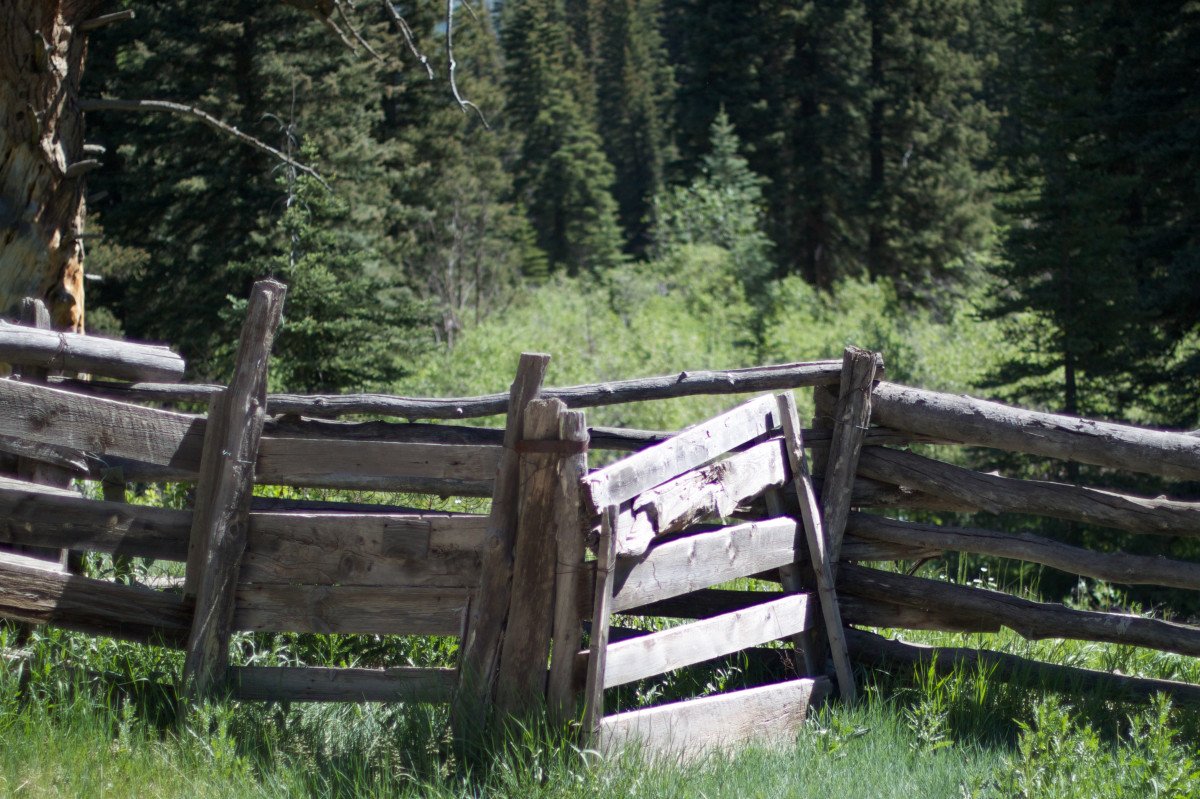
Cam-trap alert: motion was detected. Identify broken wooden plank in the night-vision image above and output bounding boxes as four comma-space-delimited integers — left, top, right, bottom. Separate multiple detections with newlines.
871, 381, 1200, 482
596, 677, 830, 760
857, 446, 1200, 539
0, 320, 185, 382
611, 517, 798, 613
603, 593, 815, 688
616, 437, 789, 557
183, 279, 286, 699
584, 394, 779, 513
230, 666, 457, 704
847, 513, 1200, 591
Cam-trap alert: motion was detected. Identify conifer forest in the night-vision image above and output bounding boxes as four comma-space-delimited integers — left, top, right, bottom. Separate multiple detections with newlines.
3, 3, 1200, 796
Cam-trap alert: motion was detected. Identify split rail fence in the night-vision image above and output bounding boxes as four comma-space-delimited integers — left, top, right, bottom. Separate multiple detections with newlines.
3, 278, 1200, 759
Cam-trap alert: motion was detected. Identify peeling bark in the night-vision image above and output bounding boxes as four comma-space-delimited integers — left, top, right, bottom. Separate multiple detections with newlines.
0, 0, 104, 332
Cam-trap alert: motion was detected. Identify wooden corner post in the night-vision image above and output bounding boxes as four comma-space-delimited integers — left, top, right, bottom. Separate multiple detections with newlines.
454, 353, 550, 740
182, 279, 286, 700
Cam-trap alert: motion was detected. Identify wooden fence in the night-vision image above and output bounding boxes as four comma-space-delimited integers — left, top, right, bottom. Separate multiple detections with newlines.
3, 279, 1200, 760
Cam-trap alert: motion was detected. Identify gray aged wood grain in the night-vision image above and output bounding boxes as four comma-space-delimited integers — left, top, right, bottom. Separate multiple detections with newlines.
547, 409, 591, 725
230, 666, 457, 703
183, 279, 286, 699
847, 628, 1200, 707
838, 564, 1200, 657
847, 513, 1200, 590
233, 584, 469, 635
871, 381, 1200, 481
0, 320, 185, 382
603, 593, 815, 688
610, 517, 799, 613
584, 394, 779, 513
857, 446, 1200, 538
495, 399, 571, 715
454, 353, 550, 738
820, 347, 880, 565
582, 509, 618, 734
596, 677, 830, 761
775, 391, 856, 702
0, 551, 190, 645
616, 437, 789, 556
240, 513, 485, 588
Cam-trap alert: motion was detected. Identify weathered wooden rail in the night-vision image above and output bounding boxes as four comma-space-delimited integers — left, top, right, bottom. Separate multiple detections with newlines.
3, 285, 1200, 761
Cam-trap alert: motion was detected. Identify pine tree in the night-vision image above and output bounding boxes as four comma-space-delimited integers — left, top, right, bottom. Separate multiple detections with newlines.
654, 110, 772, 292
501, 0, 625, 274
226, 162, 430, 393
593, 0, 674, 255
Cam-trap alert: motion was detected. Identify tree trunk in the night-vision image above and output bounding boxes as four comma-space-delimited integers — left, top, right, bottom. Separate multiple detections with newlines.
0, 0, 103, 332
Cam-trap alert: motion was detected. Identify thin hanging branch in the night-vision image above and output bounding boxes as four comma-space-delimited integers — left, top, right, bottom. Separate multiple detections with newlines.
78, 98, 331, 191
384, 1, 435, 80
334, 0, 386, 61
445, 0, 489, 129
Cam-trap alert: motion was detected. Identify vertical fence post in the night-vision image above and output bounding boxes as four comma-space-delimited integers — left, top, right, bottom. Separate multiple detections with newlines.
13, 297, 81, 571
546, 408, 589, 725
765, 488, 819, 677
454, 353, 550, 742
494, 397, 573, 716
820, 346, 880, 569
181, 279, 286, 700
582, 506, 617, 735
776, 391, 856, 703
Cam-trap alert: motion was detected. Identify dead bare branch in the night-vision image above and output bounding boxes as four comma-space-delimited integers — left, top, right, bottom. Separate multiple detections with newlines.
384, 1, 435, 80
78, 98, 330, 191
445, 0, 489, 129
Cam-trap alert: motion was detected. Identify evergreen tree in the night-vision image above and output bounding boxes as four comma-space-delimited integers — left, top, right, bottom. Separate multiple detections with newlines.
501, 0, 625, 273
84, 0, 405, 377
226, 164, 430, 393
654, 111, 772, 292
593, 0, 674, 255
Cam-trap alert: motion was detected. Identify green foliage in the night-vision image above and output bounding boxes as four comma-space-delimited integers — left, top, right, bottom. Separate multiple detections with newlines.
225, 166, 431, 393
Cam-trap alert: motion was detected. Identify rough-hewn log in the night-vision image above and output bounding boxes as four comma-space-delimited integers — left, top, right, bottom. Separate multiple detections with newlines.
596, 677, 830, 760
183, 280, 285, 699
266, 361, 843, 420
820, 348, 880, 566
547, 409, 590, 724
603, 593, 815, 688
0, 485, 190, 560
616, 437, 788, 556
613, 589, 781, 620
0, 551, 189, 645
776, 391, 855, 701
871, 382, 1200, 482
455, 353, 550, 737
495, 399, 571, 715
0, 321, 184, 381
846, 628, 1200, 708
233, 585, 468, 636
230, 666, 456, 704
582, 508, 618, 734
611, 518, 799, 613
847, 513, 1200, 590
240, 513, 485, 587
0, 474, 80, 497
584, 394, 779, 513
857, 446, 1200, 539
839, 565, 1200, 658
